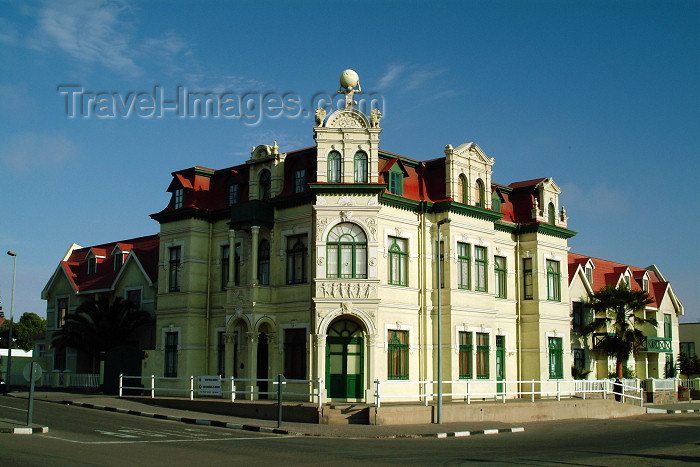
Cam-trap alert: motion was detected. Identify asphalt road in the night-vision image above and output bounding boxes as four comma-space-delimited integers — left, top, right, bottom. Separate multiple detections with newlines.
1, 396, 699, 466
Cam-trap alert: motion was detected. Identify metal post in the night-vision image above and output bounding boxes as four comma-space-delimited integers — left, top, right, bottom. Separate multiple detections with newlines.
6, 251, 17, 393
151, 375, 155, 398
375, 379, 381, 408
436, 218, 450, 424
119, 374, 123, 397
531, 379, 535, 402
277, 374, 283, 429
190, 376, 194, 400
230, 376, 235, 402
27, 362, 36, 426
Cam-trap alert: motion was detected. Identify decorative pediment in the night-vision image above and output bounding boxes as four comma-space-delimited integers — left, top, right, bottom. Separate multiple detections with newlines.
447, 142, 495, 166
325, 108, 369, 129
250, 142, 280, 161
536, 177, 562, 195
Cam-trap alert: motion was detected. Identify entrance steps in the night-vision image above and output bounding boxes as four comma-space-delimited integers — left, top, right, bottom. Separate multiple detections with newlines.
320, 403, 371, 424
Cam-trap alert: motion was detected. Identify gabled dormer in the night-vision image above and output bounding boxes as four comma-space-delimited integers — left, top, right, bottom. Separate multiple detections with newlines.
615, 266, 633, 289
167, 174, 193, 210
584, 258, 595, 286
85, 248, 106, 274
530, 178, 568, 228
444, 142, 495, 208
381, 158, 409, 196
248, 143, 285, 201
112, 243, 132, 271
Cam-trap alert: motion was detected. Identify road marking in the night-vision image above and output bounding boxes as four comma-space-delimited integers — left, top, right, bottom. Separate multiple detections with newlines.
41, 434, 297, 445
96, 430, 139, 438
0, 403, 26, 412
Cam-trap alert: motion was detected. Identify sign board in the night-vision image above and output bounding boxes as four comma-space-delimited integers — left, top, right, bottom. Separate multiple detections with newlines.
197, 375, 222, 396
23, 362, 43, 383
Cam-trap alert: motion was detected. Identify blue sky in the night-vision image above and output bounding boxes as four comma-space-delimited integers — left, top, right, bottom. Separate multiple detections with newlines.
1, 0, 698, 323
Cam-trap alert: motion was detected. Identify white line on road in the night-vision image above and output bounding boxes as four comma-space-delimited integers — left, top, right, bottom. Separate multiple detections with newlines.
0, 403, 27, 412
40, 434, 297, 445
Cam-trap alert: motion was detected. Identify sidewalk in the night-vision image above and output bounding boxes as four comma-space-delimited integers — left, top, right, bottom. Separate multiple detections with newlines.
2, 390, 698, 438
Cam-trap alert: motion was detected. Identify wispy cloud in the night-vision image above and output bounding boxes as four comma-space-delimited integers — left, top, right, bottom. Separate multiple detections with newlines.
378, 63, 446, 92
378, 64, 407, 89
30, 0, 142, 76
0, 133, 78, 172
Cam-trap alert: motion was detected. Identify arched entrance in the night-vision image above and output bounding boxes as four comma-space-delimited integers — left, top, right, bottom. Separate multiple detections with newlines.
326, 319, 364, 399
257, 331, 269, 399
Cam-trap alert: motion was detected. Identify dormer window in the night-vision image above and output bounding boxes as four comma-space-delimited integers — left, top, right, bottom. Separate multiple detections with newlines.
475, 179, 485, 208
624, 274, 631, 289
259, 170, 271, 201
548, 202, 556, 224
228, 183, 239, 206
491, 191, 501, 212
389, 165, 404, 195
174, 188, 184, 209
585, 266, 593, 284
643, 276, 649, 292
294, 165, 307, 193
114, 253, 123, 270
88, 256, 97, 274
354, 151, 368, 183
327, 151, 342, 183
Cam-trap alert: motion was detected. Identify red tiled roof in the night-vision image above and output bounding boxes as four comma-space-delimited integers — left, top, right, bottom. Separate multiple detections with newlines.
568, 252, 669, 308
60, 235, 159, 293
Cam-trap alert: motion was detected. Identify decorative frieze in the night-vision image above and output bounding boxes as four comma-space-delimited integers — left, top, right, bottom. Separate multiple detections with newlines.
317, 281, 375, 299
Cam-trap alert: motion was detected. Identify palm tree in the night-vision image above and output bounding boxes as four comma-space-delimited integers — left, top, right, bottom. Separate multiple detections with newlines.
51, 296, 152, 373
583, 284, 656, 379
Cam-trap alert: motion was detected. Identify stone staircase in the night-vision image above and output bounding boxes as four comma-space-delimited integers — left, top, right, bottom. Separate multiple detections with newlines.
320, 403, 371, 424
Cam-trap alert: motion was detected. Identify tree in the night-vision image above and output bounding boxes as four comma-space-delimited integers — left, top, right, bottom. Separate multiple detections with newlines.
678, 352, 700, 377
0, 312, 47, 351
51, 296, 152, 373
582, 284, 656, 379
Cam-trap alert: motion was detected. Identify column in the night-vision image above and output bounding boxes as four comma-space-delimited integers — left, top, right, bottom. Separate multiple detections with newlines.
251, 226, 260, 285
313, 333, 327, 400
224, 332, 236, 392
228, 229, 236, 288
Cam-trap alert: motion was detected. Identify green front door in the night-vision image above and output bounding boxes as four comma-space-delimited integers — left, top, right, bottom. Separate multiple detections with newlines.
326, 320, 364, 399
496, 335, 505, 393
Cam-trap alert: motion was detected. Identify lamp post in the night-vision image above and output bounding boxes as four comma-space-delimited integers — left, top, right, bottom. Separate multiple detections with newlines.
436, 218, 450, 424
6, 251, 17, 393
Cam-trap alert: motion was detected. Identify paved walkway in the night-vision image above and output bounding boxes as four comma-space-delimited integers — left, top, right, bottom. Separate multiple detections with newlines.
2, 390, 698, 437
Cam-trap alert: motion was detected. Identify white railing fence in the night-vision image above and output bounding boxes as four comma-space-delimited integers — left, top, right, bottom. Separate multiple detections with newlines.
679, 378, 700, 390
118, 375, 324, 408
373, 378, 645, 408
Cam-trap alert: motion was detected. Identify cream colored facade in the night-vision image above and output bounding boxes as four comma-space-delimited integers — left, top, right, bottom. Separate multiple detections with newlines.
150, 82, 579, 402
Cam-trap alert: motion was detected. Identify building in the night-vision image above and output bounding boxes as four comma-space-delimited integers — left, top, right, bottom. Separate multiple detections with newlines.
147, 71, 581, 402
41, 235, 159, 374
41, 71, 685, 401
680, 323, 700, 359
568, 254, 684, 379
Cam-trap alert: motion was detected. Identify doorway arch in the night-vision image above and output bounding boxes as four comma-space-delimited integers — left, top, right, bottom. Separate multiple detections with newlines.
326, 318, 364, 399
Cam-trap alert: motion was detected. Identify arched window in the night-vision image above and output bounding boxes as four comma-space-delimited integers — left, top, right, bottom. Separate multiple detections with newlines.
354, 151, 368, 183
475, 179, 485, 208
326, 223, 367, 279
258, 239, 270, 285
458, 174, 467, 204
327, 151, 342, 183
548, 202, 556, 224
388, 237, 407, 286
259, 170, 271, 202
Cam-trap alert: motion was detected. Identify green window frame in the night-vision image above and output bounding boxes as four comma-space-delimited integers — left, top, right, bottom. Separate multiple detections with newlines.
294, 166, 307, 193
475, 246, 487, 292
388, 330, 409, 380
221, 245, 230, 291
664, 314, 672, 339
165, 331, 179, 377
326, 223, 367, 279
585, 266, 593, 284
523, 258, 533, 300
258, 239, 270, 285
491, 191, 501, 212
476, 332, 489, 379
169, 246, 181, 292
327, 151, 342, 182
354, 151, 368, 183
459, 331, 472, 379
173, 188, 184, 209
458, 242, 471, 290
548, 202, 556, 224
389, 166, 404, 195
548, 337, 563, 379
547, 260, 561, 301
388, 237, 408, 286
495, 256, 506, 298
286, 235, 308, 284
259, 170, 271, 201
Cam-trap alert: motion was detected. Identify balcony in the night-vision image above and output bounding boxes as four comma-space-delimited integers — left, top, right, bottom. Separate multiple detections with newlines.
592, 333, 615, 350
230, 200, 274, 229
641, 336, 672, 353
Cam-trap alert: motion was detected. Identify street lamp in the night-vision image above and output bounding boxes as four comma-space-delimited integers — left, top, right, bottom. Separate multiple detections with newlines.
436, 218, 450, 424
6, 251, 17, 393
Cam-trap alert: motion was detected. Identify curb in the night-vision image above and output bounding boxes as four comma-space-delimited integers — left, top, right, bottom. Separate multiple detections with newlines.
0, 426, 49, 434
422, 427, 525, 438
647, 407, 700, 414
61, 400, 292, 435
